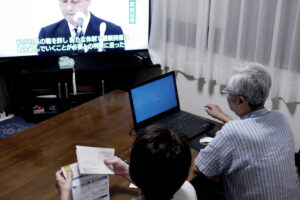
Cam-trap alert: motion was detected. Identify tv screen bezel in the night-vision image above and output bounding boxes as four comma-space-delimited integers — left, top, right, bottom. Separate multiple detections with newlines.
0, 0, 151, 61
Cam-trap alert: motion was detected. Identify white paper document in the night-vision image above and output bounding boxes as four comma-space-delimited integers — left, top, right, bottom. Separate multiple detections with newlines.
76, 145, 115, 174
129, 183, 138, 189
61, 162, 109, 200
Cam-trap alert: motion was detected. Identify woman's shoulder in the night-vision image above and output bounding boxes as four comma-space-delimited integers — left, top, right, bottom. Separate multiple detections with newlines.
172, 181, 197, 200
131, 181, 198, 200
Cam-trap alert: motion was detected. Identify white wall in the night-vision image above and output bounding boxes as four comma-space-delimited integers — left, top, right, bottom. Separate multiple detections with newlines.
176, 71, 300, 151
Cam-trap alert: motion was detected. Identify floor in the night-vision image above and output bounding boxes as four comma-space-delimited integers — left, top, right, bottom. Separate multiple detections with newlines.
0, 115, 34, 140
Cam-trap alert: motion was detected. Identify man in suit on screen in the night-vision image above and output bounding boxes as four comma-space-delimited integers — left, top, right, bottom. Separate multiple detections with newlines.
38, 0, 125, 55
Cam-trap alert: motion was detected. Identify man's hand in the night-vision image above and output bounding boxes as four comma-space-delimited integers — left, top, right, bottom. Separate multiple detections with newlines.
204, 104, 232, 123
55, 170, 72, 200
104, 156, 131, 182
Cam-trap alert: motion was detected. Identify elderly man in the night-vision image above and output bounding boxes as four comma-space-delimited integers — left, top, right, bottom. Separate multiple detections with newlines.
194, 63, 300, 200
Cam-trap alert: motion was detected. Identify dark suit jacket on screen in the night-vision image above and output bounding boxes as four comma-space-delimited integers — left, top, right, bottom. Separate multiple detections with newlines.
38, 12, 124, 55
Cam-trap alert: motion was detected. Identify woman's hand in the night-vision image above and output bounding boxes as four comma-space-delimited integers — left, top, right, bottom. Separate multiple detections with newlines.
55, 170, 73, 200
104, 156, 131, 182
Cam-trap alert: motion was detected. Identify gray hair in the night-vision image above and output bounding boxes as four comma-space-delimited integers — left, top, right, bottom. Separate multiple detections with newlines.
227, 63, 272, 108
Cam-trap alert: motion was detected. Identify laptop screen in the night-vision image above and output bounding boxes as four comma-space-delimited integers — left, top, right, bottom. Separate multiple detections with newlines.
130, 73, 179, 123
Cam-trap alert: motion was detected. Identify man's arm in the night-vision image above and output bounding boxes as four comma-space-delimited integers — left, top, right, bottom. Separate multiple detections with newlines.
193, 164, 220, 183
204, 104, 232, 123
193, 126, 233, 183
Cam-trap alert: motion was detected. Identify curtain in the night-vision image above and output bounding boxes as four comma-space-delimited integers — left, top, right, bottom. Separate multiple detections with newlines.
149, 0, 210, 78
149, 0, 300, 102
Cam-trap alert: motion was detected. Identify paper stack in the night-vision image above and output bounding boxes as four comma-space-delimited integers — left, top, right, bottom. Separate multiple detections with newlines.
76, 146, 115, 175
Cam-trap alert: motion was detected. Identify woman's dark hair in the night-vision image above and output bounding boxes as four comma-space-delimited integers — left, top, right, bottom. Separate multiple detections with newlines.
129, 125, 191, 200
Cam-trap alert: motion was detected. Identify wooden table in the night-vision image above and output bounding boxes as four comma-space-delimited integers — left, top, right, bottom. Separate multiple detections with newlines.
0, 90, 219, 200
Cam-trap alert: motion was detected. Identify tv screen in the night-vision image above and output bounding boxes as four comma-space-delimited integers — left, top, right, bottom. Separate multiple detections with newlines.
0, 0, 149, 58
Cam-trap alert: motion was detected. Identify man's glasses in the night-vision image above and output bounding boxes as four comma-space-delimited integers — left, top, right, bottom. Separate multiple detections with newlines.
221, 87, 228, 96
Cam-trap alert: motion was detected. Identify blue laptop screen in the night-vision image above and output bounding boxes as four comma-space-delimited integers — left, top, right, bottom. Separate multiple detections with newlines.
131, 74, 178, 123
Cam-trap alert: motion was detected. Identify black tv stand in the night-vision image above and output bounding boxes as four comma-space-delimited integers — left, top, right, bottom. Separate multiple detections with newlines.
3, 52, 161, 123
5, 57, 161, 123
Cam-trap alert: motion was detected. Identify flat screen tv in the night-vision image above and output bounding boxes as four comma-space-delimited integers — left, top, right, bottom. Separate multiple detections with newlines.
0, 0, 149, 58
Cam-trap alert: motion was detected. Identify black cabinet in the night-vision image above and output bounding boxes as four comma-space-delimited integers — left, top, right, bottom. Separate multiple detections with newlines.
29, 72, 71, 117
4, 53, 161, 123
7, 69, 105, 123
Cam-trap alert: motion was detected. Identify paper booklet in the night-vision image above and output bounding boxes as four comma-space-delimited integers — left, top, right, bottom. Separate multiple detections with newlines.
61, 162, 109, 200
76, 145, 115, 175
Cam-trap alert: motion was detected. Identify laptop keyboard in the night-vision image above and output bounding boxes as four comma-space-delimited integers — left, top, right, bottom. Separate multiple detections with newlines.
159, 112, 206, 131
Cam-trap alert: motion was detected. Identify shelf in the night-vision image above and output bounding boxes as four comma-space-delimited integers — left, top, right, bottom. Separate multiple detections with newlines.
36, 94, 57, 99
5, 64, 161, 123
69, 92, 95, 96
33, 111, 59, 115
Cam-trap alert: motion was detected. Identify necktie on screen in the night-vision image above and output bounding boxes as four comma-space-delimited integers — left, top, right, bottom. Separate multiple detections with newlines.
74, 27, 84, 37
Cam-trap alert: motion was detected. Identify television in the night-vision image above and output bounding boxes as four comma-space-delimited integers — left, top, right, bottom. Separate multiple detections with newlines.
0, 0, 149, 59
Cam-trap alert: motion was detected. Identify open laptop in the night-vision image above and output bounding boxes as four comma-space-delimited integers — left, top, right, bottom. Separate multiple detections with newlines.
128, 71, 214, 139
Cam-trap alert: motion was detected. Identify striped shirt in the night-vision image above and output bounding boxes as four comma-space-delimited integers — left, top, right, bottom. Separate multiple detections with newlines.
195, 108, 300, 200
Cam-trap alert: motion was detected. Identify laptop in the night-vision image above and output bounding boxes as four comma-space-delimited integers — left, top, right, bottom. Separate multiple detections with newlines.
128, 71, 214, 139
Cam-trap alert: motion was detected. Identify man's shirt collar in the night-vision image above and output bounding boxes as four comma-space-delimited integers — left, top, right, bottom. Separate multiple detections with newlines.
241, 108, 269, 120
